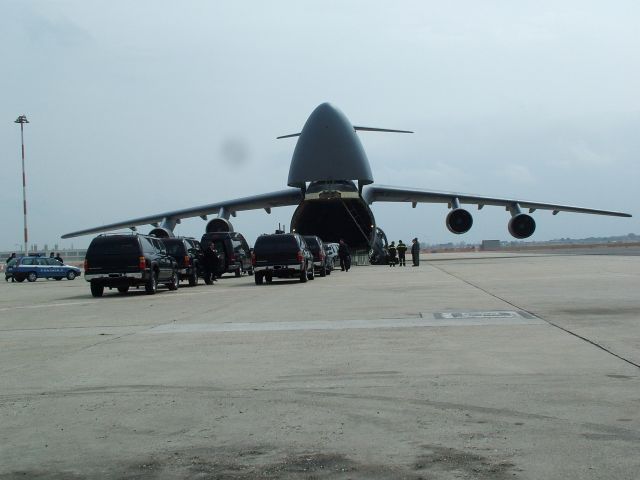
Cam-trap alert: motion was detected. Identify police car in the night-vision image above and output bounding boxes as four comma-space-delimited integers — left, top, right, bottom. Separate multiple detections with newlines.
6, 255, 81, 282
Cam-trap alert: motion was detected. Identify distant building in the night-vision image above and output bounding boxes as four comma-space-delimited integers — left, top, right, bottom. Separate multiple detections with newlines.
481, 240, 501, 251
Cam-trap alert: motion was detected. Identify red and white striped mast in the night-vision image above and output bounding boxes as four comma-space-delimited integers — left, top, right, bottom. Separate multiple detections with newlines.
14, 115, 29, 255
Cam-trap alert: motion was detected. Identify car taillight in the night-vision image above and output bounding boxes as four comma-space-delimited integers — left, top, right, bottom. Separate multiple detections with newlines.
251, 251, 256, 266
139, 256, 147, 270
184, 255, 190, 266
296, 250, 303, 262
83, 259, 88, 271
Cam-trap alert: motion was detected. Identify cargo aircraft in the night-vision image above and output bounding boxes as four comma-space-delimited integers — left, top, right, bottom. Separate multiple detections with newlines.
63, 103, 631, 263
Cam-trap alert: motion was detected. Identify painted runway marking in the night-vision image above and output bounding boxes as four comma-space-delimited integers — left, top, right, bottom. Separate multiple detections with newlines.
148, 311, 544, 334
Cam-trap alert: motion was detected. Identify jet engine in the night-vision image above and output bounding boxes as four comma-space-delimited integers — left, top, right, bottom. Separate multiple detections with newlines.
206, 218, 234, 233
149, 227, 174, 238
508, 213, 536, 239
446, 208, 473, 234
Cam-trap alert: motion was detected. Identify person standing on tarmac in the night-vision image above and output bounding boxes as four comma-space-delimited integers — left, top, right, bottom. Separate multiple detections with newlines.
203, 243, 219, 284
338, 239, 350, 272
5, 253, 16, 282
397, 240, 407, 266
411, 238, 420, 266
387, 241, 397, 267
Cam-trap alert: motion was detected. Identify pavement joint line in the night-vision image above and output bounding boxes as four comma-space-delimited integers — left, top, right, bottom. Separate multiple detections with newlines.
146, 314, 544, 334
429, 263, 640, 370
0, 290, 218, 312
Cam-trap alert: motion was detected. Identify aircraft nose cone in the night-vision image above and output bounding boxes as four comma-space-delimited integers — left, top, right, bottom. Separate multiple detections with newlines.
287, 103, 373, 188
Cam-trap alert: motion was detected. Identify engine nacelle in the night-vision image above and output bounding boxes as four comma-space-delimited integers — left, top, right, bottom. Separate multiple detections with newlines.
149, 227, 174, 238
508, 213, 536, 239
206, 218, 234, 233
446, 208, 473, 234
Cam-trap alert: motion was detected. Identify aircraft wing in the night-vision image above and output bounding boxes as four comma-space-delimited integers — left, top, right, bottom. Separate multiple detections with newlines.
363, 185, 632, 217
61, 188, 302, 239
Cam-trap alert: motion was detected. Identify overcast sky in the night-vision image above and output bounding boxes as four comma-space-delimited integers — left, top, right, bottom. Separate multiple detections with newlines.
1, 1, 638, 251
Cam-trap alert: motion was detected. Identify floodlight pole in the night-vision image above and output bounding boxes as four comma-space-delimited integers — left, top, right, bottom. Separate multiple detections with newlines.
15, 115, 29, 255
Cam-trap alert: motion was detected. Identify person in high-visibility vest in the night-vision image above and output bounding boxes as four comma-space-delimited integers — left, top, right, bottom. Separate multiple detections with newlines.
396, 240, 407, 266
387, 241, 397, 267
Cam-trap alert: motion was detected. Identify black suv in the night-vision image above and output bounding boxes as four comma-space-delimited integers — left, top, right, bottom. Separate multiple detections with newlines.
160, 237, 202, 286
303, 235, 330, 277
200, 232, 253, 277
252, 233, 314, 284
84, 234, 178, 297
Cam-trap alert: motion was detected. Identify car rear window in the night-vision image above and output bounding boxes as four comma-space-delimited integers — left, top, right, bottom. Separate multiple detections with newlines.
163, 240, 186, 256
303, 237, 321, 254
88, 237, 140, 255
254, 235, 298, 253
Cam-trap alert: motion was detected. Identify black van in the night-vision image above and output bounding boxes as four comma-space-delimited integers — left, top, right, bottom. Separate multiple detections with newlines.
200, 232, 253, 277
84, 234, 178, 297
160, 237, 203, 286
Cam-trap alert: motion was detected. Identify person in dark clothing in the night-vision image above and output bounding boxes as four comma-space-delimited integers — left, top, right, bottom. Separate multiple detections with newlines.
411, 238, 420, 266
5, 253, 16, 282
203, 243, 220, 284
397, 240, 407, 266
54, 253, 63, 264
338, 239, 350, 272
387, 241, 397, 267
49, 252, 55, 259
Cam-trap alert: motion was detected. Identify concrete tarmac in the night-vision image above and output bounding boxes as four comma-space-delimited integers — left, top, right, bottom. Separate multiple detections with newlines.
1, 252, 638, 479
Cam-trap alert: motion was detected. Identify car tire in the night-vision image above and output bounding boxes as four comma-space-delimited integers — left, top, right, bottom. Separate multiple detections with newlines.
145, 271, 158, 295
320, 266, 326, 277
266, 274, 273, 284
188, 270, 198, 287
308, 263, 315, 280
66, 271, 76, 281
15, 276, 25, 283
254, 273, 263, 285
300, 266, 308, 283
235, 267, 241, 277
167, 271, 179, 291
91, 283, 104, 297
27, 272, 37, 282
117, 286, 129, 293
